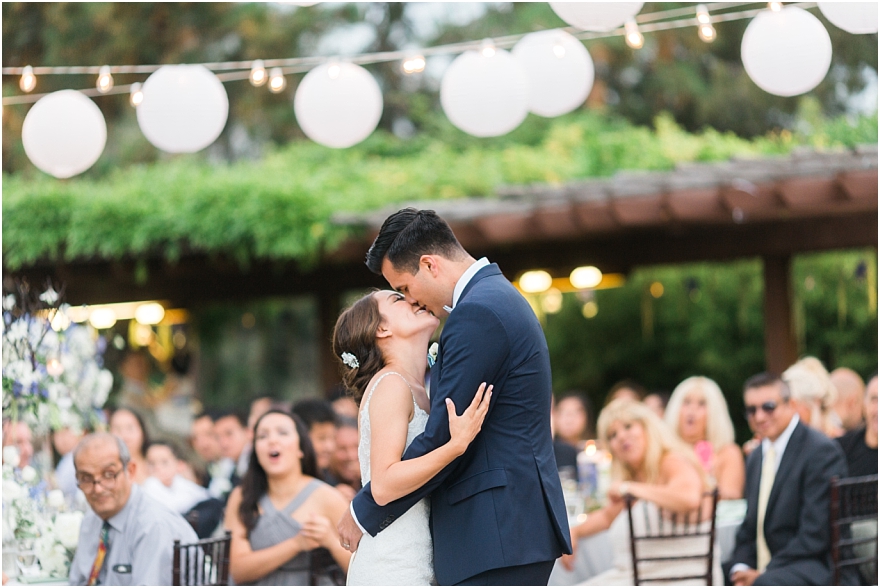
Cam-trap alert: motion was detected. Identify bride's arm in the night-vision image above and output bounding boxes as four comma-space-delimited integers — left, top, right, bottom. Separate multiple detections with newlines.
368, 376, 491, 506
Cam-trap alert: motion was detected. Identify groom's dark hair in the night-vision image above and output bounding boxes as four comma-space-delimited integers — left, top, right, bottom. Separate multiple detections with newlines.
365, 208, 466, 275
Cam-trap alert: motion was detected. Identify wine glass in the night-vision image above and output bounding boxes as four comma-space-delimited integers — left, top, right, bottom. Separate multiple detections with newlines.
15, 538, 41, 577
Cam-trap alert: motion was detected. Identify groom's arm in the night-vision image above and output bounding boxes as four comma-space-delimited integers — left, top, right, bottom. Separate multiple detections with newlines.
349, 303, 509, 536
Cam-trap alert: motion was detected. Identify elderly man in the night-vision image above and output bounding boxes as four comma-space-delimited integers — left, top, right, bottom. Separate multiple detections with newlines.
727, 373, 849, 586
68, 433, 198, 586
830, 367, 866, 433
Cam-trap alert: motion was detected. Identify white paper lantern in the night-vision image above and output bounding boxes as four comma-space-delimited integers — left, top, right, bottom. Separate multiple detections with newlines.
441, 47, 529, 137
137, 64, 229, 153
512, 30, 594, 118
741, 6, 832, 97
818, 2, 879, 34
550, 2, 644, 32
22, 90, 106, 179
293, 62, 383, 149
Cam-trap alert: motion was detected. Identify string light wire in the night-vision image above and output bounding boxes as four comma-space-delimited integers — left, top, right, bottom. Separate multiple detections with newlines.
1, 2, 818, 107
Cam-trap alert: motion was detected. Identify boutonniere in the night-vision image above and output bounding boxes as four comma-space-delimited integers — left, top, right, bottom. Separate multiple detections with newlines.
427, 342, 439, 368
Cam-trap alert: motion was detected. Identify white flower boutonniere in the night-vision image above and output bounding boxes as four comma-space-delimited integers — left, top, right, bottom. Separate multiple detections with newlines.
427, 342, 439, 369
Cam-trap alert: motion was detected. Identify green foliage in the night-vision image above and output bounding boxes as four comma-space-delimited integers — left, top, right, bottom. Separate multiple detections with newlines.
4, 110, 875, 270
544, 249, 878, 442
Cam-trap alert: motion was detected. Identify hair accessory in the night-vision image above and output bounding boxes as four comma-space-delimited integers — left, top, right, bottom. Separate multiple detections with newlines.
341, 352, 359, 369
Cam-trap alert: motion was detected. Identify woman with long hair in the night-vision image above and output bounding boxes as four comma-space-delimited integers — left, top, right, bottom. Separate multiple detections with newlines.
109, 407, 150, 485
332, 290, 491, 585
664, 376, 745, 499
224, 410, 351, 585
562, 399, 721, 585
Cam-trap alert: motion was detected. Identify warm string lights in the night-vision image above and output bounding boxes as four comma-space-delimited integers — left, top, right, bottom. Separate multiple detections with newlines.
7, 2, 803, 105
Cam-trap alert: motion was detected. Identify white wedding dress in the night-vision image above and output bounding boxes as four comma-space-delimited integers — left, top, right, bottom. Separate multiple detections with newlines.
346, 372, 436, 586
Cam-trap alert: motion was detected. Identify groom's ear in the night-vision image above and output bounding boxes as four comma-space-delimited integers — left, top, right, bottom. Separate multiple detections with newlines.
419, 255, 441, 277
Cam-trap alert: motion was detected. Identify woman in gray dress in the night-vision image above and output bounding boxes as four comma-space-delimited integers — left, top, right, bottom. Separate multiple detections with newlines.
225, 410, 351, 585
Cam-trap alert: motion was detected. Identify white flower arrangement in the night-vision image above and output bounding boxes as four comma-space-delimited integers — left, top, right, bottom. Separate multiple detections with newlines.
2, 284, 112, 434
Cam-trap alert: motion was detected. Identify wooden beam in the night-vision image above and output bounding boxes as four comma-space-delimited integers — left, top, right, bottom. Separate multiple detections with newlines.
762, 254, 798, 374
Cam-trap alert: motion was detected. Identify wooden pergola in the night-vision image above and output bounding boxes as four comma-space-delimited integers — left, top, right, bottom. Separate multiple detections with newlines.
8, 146, 877, 390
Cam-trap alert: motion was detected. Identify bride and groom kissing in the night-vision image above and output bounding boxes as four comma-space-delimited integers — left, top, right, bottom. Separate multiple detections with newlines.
332, 208, 572, 586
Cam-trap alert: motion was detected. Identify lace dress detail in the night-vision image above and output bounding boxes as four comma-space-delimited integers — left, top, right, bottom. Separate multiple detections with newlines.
346, 371, 435, 586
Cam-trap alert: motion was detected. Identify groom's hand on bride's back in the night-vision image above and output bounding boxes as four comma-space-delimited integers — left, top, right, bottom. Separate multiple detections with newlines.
446, 382, 493, 456
337, 509, 363, 553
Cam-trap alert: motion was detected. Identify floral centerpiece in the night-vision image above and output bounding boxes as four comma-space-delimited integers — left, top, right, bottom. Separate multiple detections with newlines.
2, 280, 112, 434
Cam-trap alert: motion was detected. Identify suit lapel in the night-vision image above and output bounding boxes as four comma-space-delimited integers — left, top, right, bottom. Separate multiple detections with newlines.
766, 421, 806, 515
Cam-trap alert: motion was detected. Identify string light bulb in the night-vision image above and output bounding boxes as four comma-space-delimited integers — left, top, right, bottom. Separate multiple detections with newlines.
695, 6, 717, 42
129, 82, 144, 107
402, 54, 426, 74
552, 42, 566, 58
480, 38, 497, 58
96, 65, 114, 93
20, 65, 36, 93
769, 2, 783, 11
327, 63, 341, 79
249, 59, 267, 86
268, 67, 286, 93
624, 19, 644, 49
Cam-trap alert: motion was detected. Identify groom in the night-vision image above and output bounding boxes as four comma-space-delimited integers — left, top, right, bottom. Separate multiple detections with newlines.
337, 208, 571, 585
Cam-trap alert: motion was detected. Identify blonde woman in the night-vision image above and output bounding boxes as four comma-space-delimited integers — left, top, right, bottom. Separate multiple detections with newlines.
665, 376, 745, 500
784, 357, 843, 437
562, 400, 721, 585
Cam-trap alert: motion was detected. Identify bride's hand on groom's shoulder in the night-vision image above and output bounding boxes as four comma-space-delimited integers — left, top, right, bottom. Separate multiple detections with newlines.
447, 382, 493, 455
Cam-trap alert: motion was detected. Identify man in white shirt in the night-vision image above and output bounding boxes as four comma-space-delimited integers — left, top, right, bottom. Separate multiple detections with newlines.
727, 373, 849, 586
68, 433, 198, 585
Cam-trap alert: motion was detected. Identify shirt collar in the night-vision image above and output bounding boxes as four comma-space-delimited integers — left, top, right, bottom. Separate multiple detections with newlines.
105, 483, 139, 533
443, 258, 490, 314
761, 413, 799, 467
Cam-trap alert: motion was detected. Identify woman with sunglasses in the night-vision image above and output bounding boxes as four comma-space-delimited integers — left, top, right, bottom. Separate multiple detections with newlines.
664, 377, 745, 500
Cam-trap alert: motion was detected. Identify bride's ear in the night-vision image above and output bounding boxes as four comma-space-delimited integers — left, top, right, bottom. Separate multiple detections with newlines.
376, 324, 392, 339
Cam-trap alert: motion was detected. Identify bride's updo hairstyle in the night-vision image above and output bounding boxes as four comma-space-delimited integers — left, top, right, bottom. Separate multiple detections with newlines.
333, 290, 385, 403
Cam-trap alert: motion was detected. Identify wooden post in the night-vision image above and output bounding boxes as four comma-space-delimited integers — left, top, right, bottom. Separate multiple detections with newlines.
317, 290, 341, 395
762, 254, 798, 374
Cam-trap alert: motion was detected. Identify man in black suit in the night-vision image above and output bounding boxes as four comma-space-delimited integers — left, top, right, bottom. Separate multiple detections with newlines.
727, 372, 849, 586
337, 208, 571, 585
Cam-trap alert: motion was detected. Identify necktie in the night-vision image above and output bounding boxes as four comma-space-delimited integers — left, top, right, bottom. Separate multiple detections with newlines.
756, 444, 776, 572
87, 521, 111, 586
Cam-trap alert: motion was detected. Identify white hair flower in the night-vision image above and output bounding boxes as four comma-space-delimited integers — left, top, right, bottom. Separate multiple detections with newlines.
341, 352, 359, 369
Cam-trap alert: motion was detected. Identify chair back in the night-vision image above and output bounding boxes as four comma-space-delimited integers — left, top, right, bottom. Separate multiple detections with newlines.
626, 488, 718, 585
830, 474, 878, 586
172, 531, 232, 586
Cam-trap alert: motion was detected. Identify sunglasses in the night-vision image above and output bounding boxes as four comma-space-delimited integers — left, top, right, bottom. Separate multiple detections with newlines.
744, 401, 779, 418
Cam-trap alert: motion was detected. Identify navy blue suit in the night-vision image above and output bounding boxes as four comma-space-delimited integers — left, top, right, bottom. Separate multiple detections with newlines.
351, 264, 571, 585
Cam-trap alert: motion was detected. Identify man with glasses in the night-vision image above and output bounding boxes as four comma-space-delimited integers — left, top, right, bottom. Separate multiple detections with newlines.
726, 373, 849, 586
68, 433, 198, 585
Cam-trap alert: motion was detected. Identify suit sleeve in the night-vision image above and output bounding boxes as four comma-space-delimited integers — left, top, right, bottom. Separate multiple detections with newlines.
351, 303, 509, 536
766, 441, 848, 569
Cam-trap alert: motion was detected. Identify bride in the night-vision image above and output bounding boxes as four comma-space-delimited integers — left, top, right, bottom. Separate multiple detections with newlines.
332, 289, 491, 585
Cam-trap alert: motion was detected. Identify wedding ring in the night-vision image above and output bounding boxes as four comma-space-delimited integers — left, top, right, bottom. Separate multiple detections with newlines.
342, 542, 350, 549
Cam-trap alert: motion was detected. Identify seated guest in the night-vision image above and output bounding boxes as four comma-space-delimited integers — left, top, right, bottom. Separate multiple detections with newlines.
604, 379, 646, 406
784, 357, 842, 437
142, 440, 210, 514
52, 427, 84, 502
225, 410, 351, 585
328, 383, 359, 420
328, 417, 361, 500
215, 410, 251, 488
2, 419, 35, 468
665, 376, 745, 500
554, 392, 594, 451
830, 367, 866, 434
248, 396, 281, 432
550, 396, 578, 472
292, 398, 338, 481
836, 373, 878, 478
189, 411, 235, 499
109, 408, 150, 485
643, 391, 669, 419
727, 373, 849, 586
562, 399, 720, 584
68, 433, 198, 585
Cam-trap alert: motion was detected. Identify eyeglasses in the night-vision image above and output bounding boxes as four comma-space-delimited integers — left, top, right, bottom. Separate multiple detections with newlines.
75, 469, 124, 491
744, 401, 779, 418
